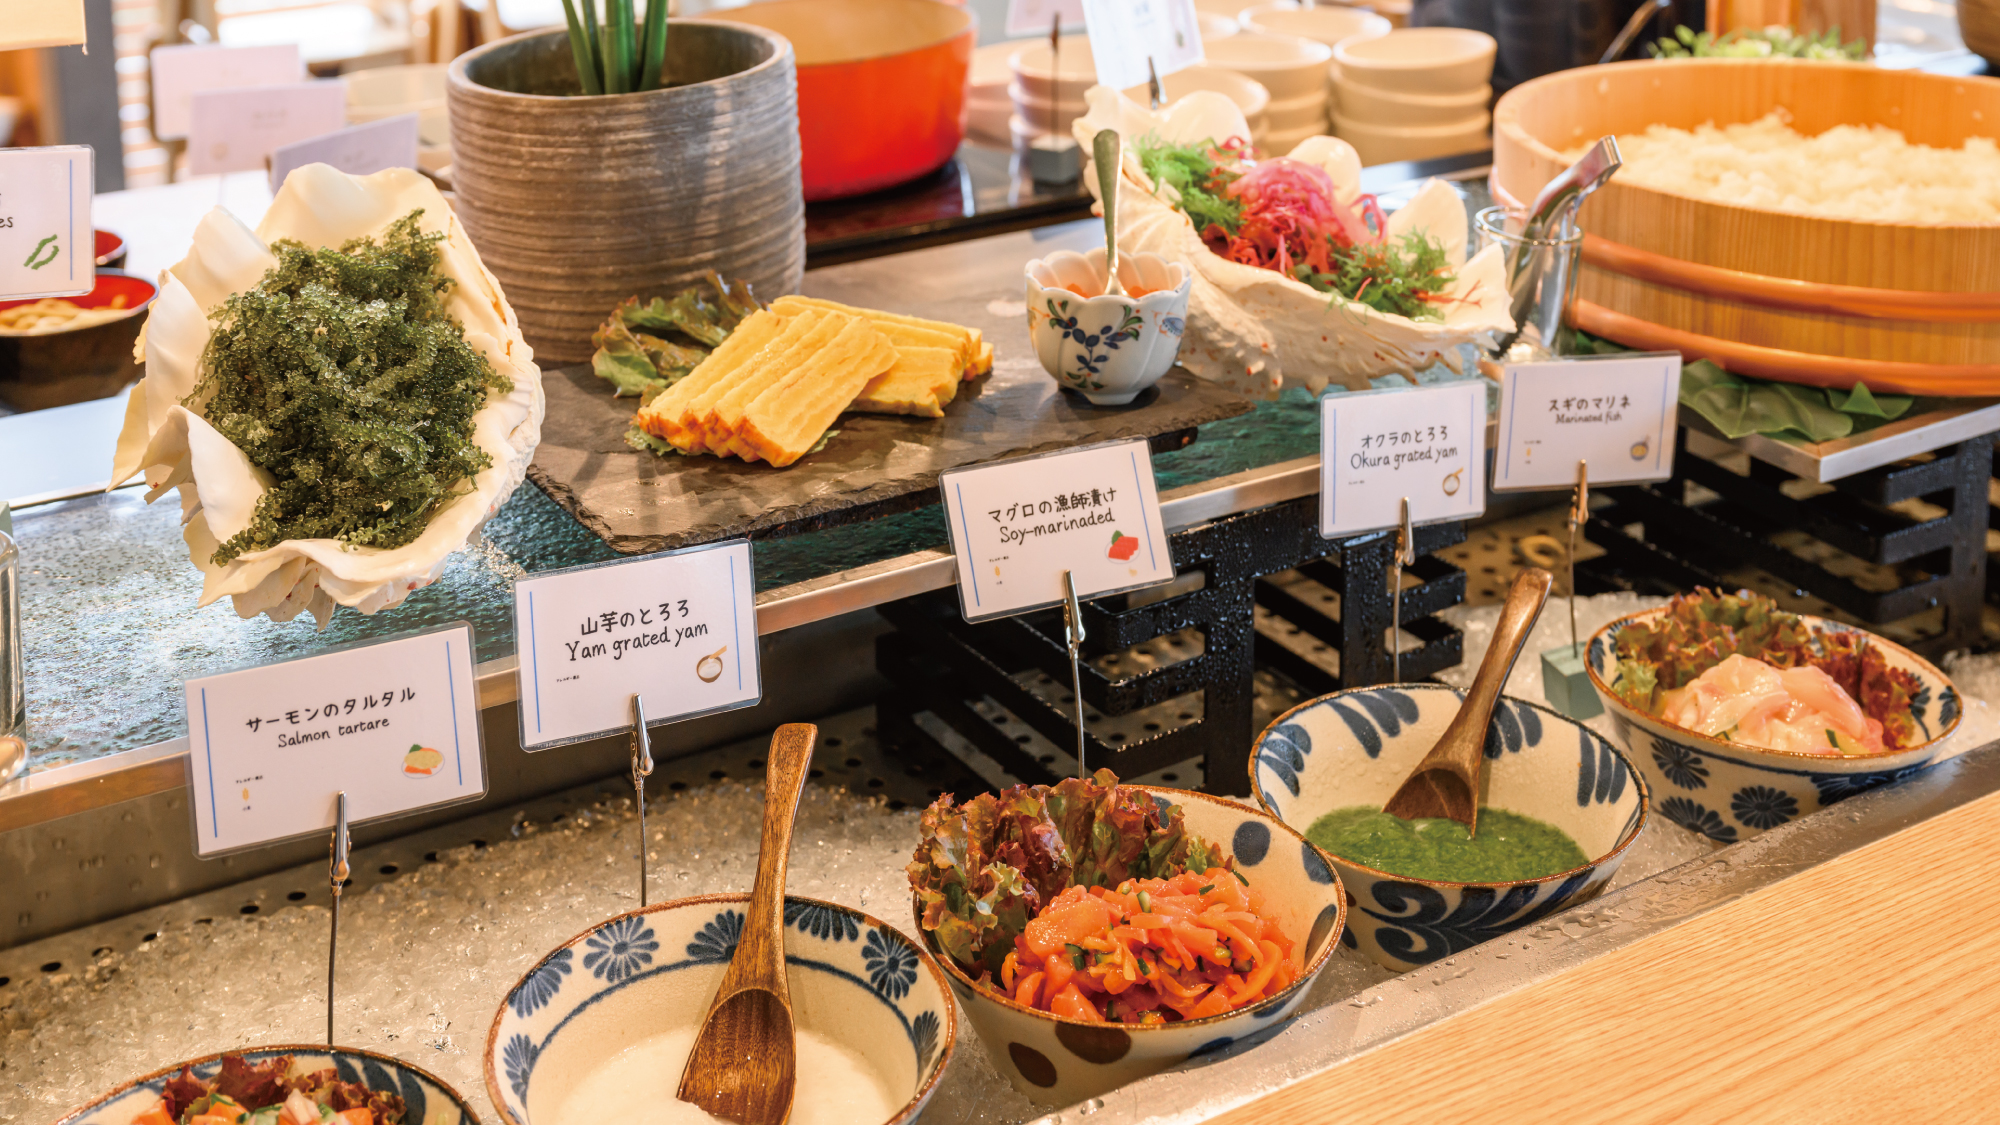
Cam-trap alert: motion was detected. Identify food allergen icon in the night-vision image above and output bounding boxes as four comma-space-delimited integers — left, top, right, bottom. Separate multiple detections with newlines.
1442, 468, 1463, 496
1107, 530, 1139, 561
1630, 439, 1649, 460
403, 745, 443, 778
696, 645, 728, 683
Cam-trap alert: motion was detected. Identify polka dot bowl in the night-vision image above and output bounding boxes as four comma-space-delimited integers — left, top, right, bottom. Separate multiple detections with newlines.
913, 785, 1347, 1106
1586, 607, 1959, 844
486, 893, 956, 1125
1251, 685, 1649, 973
54, 1046, 477, 1125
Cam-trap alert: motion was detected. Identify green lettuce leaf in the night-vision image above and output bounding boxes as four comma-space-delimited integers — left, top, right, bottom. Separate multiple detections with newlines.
907, 769, 1231, 978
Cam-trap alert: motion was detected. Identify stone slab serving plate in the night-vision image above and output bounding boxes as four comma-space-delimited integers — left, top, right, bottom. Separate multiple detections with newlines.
529, 353, 1250, 554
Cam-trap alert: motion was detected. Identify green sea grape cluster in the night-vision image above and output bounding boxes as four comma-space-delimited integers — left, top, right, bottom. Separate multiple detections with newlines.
189, 210, 512, 565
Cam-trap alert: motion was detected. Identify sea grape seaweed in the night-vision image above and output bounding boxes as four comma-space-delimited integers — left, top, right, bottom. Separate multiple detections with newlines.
190, 210, 511, 565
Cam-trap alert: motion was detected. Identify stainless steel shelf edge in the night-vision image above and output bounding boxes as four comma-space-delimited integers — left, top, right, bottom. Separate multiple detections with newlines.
1054, 739, 2000, 1125
0, 455, 1327, 828
1681, 399, 2000, 484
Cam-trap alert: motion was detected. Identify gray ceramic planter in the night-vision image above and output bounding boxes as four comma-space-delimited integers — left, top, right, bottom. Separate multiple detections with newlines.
448, 23, 804, 363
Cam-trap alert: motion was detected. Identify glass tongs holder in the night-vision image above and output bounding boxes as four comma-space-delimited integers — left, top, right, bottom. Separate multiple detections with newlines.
1480, 136, 1622, 362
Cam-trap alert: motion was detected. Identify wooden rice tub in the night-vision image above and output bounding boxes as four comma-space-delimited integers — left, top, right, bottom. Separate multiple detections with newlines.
1491, 59, 2000, 395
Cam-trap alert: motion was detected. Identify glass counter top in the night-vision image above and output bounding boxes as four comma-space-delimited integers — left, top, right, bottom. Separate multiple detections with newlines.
9, 171, 1496, 775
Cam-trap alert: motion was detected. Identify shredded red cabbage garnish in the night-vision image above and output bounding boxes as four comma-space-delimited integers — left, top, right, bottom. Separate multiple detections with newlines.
1134, 134, 1455, 321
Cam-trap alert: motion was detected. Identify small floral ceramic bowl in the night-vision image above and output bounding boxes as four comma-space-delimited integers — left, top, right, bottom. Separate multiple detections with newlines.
487, 894, 956, 1125
54, 1045, 477, 1125
1024, 247, 1192, 406
914, 785, 1346, 1106
1586, 608, 1960, 844
1250, 685, 1649, 973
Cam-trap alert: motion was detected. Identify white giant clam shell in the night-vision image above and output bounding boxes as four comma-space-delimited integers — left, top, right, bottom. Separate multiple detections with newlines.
1074, 86, 1514, 395
110, 164, 545, 627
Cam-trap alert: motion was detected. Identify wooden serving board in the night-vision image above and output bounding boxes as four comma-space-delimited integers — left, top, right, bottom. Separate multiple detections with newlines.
525, 231, 1253, 554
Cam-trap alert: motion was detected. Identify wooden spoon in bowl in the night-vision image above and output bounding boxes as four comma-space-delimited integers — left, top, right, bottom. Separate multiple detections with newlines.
676, 723, 818, 1125
1382, 568, 1553, 834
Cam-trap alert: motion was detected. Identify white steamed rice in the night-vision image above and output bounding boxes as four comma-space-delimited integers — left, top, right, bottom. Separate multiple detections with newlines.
1565, 110, 2000, 224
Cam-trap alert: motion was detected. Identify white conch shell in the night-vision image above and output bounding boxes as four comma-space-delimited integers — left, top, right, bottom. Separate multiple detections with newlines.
110, 164, 545, 627
1074, 86, 1514, 396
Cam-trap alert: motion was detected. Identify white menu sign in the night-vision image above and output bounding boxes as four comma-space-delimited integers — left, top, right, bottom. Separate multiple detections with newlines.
269, 114, 421, 193
183, 624, 485, 856
0, 146, 93, 300
940, 438, 1173, 622
1080, 0, 1203, 91
150, 43, 304, 140
513, 540, 762, 751
1320, 381, 1486, 538
188, 81, 349, 177
1493, 353, 1682, 491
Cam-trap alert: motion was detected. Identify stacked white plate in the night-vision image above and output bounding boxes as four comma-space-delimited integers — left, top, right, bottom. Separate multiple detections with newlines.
1009, 34, 1095, 145
1236, 3, 1391, 49
1119, 65, 1272, 146
969, 40, 1021, 145
1201, 31, 1333, 154
1197, 12, 1241, 42
1330, 27, 1494, 165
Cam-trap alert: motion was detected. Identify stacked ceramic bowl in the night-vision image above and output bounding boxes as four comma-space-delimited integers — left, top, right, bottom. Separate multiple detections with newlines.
1238, 3, 1391, 50
1203, 32, 1335, 153
1197, 11, 1241, 42
969, 40, 1019, 145
1119, 65, 1272, 146
1009, 34, 1095, 146
1331, 26, 1495, 165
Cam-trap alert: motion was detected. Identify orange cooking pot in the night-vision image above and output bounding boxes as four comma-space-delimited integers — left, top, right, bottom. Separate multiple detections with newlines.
709, 0, 975, 201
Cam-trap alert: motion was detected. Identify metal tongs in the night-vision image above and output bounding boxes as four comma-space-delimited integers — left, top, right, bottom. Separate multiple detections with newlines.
1494, 136, 1623, 356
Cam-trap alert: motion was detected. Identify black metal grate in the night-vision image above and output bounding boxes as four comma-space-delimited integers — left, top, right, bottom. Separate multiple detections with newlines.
1582, 429, 1994, 658
877, 497, 1467, 797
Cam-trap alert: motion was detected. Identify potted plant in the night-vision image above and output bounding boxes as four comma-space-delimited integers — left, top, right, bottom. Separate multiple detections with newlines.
447, 2, 804, 363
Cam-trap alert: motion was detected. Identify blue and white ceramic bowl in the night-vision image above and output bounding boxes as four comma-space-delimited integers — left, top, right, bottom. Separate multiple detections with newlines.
486, 894, 955, 1125
916, 785, 1346, 1106
1586, 608, 1960, 844
55, 1046, 476, 1125
1251, 685, 1649, 973
1025, 247, 1192, 406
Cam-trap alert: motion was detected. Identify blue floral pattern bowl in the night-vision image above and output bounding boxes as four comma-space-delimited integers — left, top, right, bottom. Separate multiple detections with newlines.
1025, 247, 1192, 406
1585, 608, 1960, 844
1250, 685, 1649, 973
486, 894, 956, 1125
55, 1046, 476, 1125
915, 785, 1346, 1107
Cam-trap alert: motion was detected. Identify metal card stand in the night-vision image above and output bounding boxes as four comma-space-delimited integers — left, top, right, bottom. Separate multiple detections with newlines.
1147, 59, 1165, 111
1391, 499, 1415, 683
1061, 571, 1088, 777
1541, 460, 1602, 719
326, 792, 350, 1046
631, 694, 654, 907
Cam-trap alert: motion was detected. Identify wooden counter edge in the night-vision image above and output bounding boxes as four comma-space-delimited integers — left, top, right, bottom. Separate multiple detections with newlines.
1214, 786, 2000, 1125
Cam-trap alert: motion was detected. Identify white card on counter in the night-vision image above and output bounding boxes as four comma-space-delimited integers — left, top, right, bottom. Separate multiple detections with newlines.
513, 539, 762, 751
1320, 381, 1486, 538
188, 81, 349, 177
269, 114, 421, 193
150, 43, 304, 140
183, 624, 485, 857
940, 438, 1173, 623
1007, 0, 1087, 35
1080, 0, 1203, 90
1493, 353, 1682, 491
0, 146, 93, 300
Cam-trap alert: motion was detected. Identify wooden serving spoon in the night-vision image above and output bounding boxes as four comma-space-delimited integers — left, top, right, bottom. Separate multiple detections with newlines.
1382, 568, 1553, 835
676, 723, 818, 1124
